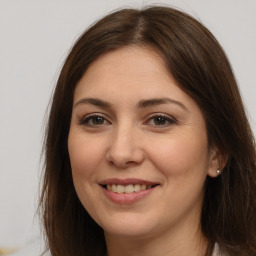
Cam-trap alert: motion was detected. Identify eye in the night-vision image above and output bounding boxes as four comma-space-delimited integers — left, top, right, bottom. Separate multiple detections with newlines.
79, 114, 110, 126
146, 114, 176, 127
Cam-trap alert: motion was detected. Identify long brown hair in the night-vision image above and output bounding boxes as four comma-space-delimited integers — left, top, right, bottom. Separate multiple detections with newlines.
40, 6, 256, 256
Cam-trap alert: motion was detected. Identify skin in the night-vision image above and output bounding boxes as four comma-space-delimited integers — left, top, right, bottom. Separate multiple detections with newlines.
68, 46, 220, 256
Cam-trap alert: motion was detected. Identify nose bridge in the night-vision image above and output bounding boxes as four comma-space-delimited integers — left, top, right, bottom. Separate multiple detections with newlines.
107, 119, 143, 167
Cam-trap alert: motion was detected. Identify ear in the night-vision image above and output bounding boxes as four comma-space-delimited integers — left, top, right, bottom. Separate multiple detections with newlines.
207, 146, 228, 178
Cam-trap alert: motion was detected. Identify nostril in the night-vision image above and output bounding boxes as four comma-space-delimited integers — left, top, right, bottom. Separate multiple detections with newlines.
106, 142, 145, 167
108, 159, 138, 168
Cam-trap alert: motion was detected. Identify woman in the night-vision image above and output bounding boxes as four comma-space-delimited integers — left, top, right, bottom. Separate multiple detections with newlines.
40, 6, 256, 256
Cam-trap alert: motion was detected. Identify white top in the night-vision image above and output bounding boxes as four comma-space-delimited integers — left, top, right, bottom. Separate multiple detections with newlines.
8, 240, 225, 256
212, 243, 228, 256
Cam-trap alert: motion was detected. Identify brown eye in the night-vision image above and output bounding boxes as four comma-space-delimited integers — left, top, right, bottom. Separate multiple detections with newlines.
80, 115, 110, 126
153, 116, 168, 125
146, 114, 176, 127
92, 116, 105, 125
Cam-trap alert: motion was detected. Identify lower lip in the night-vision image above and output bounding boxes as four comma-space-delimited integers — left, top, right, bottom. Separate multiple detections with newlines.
102, 186, 156, 204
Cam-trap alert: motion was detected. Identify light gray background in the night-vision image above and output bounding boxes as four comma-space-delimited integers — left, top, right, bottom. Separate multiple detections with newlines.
0, 0, 255, 254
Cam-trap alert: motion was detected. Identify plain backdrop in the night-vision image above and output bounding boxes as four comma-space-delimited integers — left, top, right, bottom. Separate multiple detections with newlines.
0, 0, 255, 253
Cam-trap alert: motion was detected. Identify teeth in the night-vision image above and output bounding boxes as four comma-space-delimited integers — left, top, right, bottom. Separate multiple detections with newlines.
112, 184, 117, 193
141, 184, 146, 190
106, 184, 154, 193
124, 184, 134, 193
134, 184, 140, 192
116, 185, 125, 193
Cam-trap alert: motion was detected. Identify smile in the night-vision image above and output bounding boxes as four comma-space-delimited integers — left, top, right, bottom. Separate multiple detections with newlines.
105, 184, 156, 194
99, 179, 159, 204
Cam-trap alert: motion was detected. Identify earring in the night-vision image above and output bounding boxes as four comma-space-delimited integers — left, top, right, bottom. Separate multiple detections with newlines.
216, 169, 222, 175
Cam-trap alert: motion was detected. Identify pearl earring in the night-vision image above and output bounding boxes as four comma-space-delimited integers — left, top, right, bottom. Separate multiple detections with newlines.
216, 169, 222, 175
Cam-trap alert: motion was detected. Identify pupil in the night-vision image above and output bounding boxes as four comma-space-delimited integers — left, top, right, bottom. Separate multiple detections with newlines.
94, 116, 104, 125
154, 116, 166, 125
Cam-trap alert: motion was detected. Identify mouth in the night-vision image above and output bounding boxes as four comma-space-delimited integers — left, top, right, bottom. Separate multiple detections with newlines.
99, 178, 160, 204
99, 178, 160, 194
102, 184, 159, 194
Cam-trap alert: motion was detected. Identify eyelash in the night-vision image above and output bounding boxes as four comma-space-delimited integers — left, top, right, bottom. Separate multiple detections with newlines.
79, 113, 110, 126
145, 114, 177, 127
79, 113, 177, 128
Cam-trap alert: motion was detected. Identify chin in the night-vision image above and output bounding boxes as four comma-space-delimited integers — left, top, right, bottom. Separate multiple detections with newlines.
99, 212, 160, 239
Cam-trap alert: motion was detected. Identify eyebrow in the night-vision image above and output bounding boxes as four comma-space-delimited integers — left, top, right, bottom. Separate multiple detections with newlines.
137, 98, 188, 111
73, 98, 112, 109
73, 97, 188, 111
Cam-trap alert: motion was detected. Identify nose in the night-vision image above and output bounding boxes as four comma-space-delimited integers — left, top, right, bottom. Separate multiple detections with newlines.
106, 123, 144, 168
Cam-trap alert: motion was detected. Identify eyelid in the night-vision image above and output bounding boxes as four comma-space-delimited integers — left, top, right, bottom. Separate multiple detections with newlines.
78, 113, 111, 125
77, 112, 177, 127
144, 113, 177, 126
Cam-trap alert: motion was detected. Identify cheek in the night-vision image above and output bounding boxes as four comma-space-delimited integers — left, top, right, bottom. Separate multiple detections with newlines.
147, 130, 209, 178
68, 133, 107, 214
68, 134, 106, 179
146, 131, 209, 218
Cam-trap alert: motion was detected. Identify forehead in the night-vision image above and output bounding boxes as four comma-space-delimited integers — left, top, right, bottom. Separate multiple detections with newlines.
80, 46, 169, 85
73, 46, 197, 111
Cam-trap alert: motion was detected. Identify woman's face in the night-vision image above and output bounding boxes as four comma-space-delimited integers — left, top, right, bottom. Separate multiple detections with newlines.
68, 46, 219, 241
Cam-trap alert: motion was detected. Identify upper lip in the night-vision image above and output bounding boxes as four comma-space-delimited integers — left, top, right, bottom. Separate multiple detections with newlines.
99, 178, 159, 186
